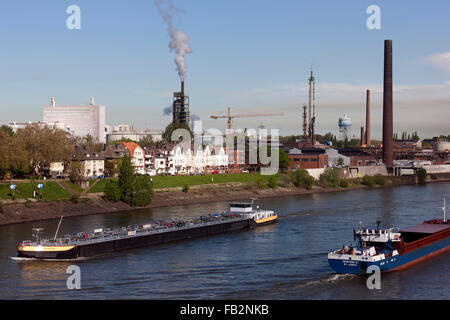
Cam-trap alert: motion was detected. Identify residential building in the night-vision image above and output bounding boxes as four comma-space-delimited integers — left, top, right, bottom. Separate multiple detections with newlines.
122, 142, 145, 174
72, 146, 105, 179
102, 144, 128, 177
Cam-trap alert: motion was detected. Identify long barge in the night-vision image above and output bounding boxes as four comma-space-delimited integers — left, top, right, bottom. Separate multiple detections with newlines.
328, 200, 449, 274
17, 202, 277, 260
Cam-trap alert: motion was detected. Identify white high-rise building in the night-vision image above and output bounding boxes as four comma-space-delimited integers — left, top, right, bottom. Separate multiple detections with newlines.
43, 97, 106, 143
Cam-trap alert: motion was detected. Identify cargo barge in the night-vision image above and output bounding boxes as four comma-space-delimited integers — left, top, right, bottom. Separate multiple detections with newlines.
17, 202, 277, 260
328, 200, 449, 274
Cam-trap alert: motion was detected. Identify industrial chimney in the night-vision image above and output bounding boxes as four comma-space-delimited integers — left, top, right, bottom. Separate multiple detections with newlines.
50, 97, 55, 107
365, 90, 371, 146
172, 81, 190, 124
383, 40, 394, 167
360, 126, 365, 147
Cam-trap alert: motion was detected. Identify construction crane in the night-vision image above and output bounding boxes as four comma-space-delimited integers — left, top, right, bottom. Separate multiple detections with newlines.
210, 107, 284, 130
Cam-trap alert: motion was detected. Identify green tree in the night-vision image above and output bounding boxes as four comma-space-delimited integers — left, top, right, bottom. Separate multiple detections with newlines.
118, 155, 136, 204
132, 176, 153, 206
0, 130, 30, 178
362, 175, 376, 187
278, 149, 290, 173
289, 168, 315, 190
104, 180, 121, 202
319, 168, 340, 188
108, 137, 134, 146
0, 125, 15, 137
374, 174, 387, 185
268, 175, 278, 189
417, 168, 427, 184
339, 179, 350, 188
162, 122, 192, 144
16, 124, 73, 174
139, 135, 154, 149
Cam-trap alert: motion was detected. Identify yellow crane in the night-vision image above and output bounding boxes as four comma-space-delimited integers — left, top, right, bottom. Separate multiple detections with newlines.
211, 107, 284, 130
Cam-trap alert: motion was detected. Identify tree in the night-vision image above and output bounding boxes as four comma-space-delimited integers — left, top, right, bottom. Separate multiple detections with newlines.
319, 168, 340, 188
104, 180, 122, 202
108, 137, 134, 146
139, 135, 154, 149
16, 124, 73, 174
162, 122, 192, 144
0, 125, 15, 137
118, 155, 135, 204
417, 168, 427, 184
0, 130, 30, 178
289, 168, 315, 189
132, 176, 153, 206
68, 160, 83, 183
362, 175, 376, 187
278, 149, 290, 173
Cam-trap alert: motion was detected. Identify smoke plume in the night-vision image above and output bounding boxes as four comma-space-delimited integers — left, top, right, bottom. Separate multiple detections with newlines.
163, 105, 172, 116
155, 0, 192, 81
190, 114, 201, 129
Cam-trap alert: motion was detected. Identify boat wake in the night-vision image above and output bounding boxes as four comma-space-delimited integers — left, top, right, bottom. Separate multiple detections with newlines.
9, 256, 88, 262
294, 273, 357, 289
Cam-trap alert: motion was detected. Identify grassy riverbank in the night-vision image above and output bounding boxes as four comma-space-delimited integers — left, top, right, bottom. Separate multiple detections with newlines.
0, 181, 72, 202
88, 173, 279, 193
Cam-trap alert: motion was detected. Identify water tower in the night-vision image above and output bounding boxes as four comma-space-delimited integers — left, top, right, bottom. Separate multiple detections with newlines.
338, 114, 352, 140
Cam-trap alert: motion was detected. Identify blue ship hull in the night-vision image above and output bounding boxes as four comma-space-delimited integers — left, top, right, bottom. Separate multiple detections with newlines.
328, 236, 450, 275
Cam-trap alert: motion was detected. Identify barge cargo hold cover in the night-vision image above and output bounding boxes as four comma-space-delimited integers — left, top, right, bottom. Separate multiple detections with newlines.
17, 202, 278, 260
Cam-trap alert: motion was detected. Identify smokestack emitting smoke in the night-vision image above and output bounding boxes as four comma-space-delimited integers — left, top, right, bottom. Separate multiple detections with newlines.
155, 0, 192, 82
365, 89, 371, 146
383, 40, 394, 167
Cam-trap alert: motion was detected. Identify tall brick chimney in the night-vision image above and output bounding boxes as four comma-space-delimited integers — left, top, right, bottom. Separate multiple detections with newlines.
383, 40, 393, 166
365, 89, 371, 146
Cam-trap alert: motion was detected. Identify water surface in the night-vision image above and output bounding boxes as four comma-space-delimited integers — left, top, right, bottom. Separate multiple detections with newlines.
1, 182, 449, 299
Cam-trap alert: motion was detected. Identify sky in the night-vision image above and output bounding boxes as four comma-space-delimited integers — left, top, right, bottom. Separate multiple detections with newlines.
0, 0, 449, 140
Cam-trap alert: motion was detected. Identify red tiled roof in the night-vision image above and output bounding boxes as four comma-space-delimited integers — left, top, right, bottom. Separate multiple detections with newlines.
122, 142, 140, 157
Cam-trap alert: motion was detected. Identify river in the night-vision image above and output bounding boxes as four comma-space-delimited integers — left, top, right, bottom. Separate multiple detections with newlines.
0, 182, 449, 299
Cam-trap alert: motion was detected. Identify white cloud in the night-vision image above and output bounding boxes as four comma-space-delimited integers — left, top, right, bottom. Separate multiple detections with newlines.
425, 52, 450, 73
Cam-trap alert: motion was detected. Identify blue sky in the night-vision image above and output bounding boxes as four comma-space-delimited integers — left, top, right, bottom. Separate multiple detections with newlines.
0, 0, 449, 139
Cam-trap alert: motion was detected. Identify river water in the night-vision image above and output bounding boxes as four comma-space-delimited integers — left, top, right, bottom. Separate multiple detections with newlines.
0, 182, 449, 300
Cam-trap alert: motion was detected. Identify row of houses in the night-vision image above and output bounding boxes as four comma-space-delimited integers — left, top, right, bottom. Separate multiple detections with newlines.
65, 142, 230, 179
55, 143, 377, 180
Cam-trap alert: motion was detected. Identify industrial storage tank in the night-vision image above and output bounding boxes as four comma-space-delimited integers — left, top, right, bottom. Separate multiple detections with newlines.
338, 114, 352, 140
338, 115, 352, 127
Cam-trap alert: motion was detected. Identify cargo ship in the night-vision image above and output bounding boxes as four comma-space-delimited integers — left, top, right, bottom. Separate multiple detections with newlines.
17, 202, 277, 260
328, 199, 449, 274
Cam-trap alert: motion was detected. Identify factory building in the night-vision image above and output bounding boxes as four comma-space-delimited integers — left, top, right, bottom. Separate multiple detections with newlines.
43, 97, 106, 143
288, 148, 328, 170
105, 124, 163, 144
